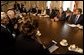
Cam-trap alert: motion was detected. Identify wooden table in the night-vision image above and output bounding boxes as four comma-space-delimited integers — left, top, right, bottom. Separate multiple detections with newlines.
32, 15, 83, 54
24, 14, 83, 54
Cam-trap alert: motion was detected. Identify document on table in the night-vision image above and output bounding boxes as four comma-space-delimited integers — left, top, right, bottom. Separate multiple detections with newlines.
67, 24, 77, 27
48, 44, 59, 53
67, 24, 83, 29
44, 15, 49, 17
77, 25, 83, 29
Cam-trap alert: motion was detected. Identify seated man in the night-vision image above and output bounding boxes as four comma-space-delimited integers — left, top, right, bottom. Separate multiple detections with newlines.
50, 9, 57, 18
68, 8, 83, 26
60, 10, 72, 21
16, 19, 50, 54
31, 7, 38, 14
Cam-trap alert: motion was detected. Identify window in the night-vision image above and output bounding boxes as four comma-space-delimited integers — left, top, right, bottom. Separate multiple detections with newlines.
63, 1, 75, 12
46, 1, 51, 9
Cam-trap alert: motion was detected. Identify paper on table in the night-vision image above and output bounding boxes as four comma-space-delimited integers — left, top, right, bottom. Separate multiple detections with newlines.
44, 15, 49, 17
67, 24, 77, 27
52, 40, 57, 44
48, 45, 59, 53
33, 14, 36, 16
78, 26, 83, 29
41, 14, 45, 16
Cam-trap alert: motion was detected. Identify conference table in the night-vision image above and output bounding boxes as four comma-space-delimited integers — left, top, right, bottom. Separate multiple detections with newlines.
30, 14, 83, 54
1, 13, 83, 54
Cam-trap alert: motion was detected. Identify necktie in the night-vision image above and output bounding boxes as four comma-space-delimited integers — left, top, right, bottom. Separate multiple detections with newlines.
75, 16, 79, 24
6, 27, 11, 33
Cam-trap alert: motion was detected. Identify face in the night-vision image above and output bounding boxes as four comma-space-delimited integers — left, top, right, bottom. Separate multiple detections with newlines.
7, 10, 15, 19
75, 10, 80, 15
1, 12, 9, 25
1, 18, 9, 25
1, 12, 7, 19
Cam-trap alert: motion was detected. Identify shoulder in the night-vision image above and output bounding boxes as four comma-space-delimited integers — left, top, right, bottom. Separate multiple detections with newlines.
80, 14, 83, 17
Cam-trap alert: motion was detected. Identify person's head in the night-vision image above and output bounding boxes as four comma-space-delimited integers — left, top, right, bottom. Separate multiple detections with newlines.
75, 8, 82, 15
67, 8, 70, 11
22, 21, 35, 36
66, 10, 71, 14
1, 12, 9, 25
7, 9, 16, 19
22, 12, 27, 17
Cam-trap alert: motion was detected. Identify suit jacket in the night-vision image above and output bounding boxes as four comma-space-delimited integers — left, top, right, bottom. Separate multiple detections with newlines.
31, 8, 37, 14
37, 9, 41, 14
0, 24, 15, 50
69, 14, 83, 25
60, 12, 70, 21
50, 9, 57, 18
16, 32, 50, 54
46, 9, 58, 18
46, 9, 50, 15
7, 18, 19, 33
14, 3, 20, 11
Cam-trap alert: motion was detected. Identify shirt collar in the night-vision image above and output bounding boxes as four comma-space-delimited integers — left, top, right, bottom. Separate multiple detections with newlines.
77, 14, 80, 18
1, 24, 6, 28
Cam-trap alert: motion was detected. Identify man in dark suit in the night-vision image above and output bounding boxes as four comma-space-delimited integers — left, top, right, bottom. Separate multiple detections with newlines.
46, 8, 50, 15
7, 9, 20, 37
1, 12, 15, 54
20, 3, 27, 13
60, 10, 72, 21
45, 7, 58, 19
14, 2, 20, 11
31, 7, 37, 14
69, 8, 83, 25
50, 9, 59, 19
15, 20, 50, 54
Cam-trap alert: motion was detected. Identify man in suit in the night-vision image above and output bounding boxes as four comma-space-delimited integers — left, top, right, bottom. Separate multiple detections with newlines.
60, 10, 72, 21
1, 12, 15, 54
31, 7, 37, 14
16, 20, 50, 54
46, 8, 50, 15
14, 2, 20, 11
20, 3, 27, 13
7, 9, 20, 37
69, 8, 83, 25
45, 7, 58, 19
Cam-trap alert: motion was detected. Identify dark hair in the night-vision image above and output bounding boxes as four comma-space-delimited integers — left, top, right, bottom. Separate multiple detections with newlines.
77, 8, 82, 14
22, 19, 38, 34
66, 10, 71, 13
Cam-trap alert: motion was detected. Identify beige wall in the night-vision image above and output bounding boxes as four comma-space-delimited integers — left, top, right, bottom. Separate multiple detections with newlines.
50, 1, 62, 9
77, 1, 83, 14
1, 1, 46, 11
1, 1, 83, 14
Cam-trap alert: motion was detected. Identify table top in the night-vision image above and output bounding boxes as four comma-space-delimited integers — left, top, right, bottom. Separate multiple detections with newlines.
21, 14, 83, 54
32, 15, 83, 54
